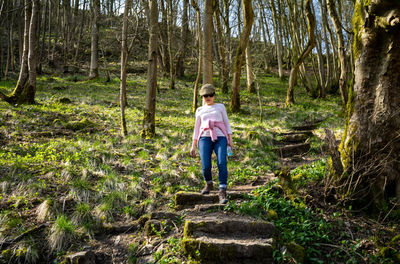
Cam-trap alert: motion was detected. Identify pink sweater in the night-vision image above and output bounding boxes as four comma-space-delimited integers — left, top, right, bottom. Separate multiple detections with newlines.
192, 103, 232, 141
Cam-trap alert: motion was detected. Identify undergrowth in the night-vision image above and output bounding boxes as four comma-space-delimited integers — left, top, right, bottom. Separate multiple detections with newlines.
225, 161, 399, 263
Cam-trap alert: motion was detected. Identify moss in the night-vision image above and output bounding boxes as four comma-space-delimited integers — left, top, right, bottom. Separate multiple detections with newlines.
1, 249, 12, 259
65, 118, 95, 131
287, 241, 305, 263
267, 209, 278, 221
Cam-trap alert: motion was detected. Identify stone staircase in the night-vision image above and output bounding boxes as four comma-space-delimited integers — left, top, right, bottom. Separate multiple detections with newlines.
274, 120, 322, 169
173, 174, 275, 263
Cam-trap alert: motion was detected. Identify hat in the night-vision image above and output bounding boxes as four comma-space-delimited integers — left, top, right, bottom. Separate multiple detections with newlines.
199, 84, 215, 96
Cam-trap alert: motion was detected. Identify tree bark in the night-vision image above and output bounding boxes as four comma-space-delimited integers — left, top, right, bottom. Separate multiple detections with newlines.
285, 0, 315, 106
1, 0, 32, 104
191, 0, 202, 112
203, 0, 213, 85
326, 0, 348, 106
167, 0, 175, 89
141, 0, 158, 138
175, 0, 188, 77
337, 1, 400, 208
270, 0, 284, 79
245, 42, 255, 93
89, 0, 100, 79
120, 0, 132, 137
230, 0, 254, 113
214, 0, 228, 93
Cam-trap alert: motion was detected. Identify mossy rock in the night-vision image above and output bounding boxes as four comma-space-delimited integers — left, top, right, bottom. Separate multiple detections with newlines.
174, 192, 218, 209
181, 236, 274, 263
287, 241, 305, 263
65, 118, 95, 131
267, 209, 278, 221
57, 97, 72, 104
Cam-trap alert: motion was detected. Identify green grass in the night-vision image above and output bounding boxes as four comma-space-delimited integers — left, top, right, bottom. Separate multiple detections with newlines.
0, 71, 379, 263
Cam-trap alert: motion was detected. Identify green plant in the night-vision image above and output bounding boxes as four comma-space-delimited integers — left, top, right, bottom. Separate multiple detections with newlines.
49, 215, 77, 252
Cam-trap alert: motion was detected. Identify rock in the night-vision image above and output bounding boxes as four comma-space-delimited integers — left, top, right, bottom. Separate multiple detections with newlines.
136, 255, 155, 264
57, 97, 72, 104
174, 192, 219, 209
286, 242, 305, 263
278, 133, 310, 143
183, 218, 275, 238
275, 143, 311, 158
182, 236, 274, 263
63, 251, 96, 264
149, 211, 180, 221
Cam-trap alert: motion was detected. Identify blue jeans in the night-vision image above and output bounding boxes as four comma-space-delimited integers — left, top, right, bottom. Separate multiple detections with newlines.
198, 136, 228, 189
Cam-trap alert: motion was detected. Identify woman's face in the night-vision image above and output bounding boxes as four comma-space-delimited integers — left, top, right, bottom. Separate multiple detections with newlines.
202, 93, 215, 105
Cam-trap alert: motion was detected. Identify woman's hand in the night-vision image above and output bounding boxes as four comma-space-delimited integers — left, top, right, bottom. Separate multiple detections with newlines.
190, 147, 196, 157
190, 140, 197, 157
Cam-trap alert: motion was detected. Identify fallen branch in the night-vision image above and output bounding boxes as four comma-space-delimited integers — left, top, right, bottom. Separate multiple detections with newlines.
0, 223, 49, 250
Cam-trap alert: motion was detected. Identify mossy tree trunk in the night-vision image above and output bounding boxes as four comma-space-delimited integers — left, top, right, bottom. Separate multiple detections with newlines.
0, 0, 38, 104
230, 0, 254, 113
286, 0, 316, 106
141, 0, 158, 138
191, 0, 202, 112
337, 0, 400, 209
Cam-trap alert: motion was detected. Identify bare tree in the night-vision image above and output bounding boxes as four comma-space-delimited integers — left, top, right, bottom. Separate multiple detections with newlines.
191, 0, 202, 112
203, 0, 214, 84
326, 0, 348, 106
230, 0, 254, 113
120, 0, 132, 137
285, 0, 315, 106
141, 0, 158, 138
89, 0, 100, 79
1, 0, 39, 104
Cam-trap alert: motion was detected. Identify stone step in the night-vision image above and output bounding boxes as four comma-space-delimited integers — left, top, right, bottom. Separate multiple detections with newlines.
275, 142, 311, 158
278, 132, 310, 143
174, 191, 250, 210
182, 235, 274, 264
184, 217, 275, 238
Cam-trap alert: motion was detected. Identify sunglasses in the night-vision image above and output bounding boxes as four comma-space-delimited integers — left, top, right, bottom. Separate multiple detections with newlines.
202, 93, 215, 98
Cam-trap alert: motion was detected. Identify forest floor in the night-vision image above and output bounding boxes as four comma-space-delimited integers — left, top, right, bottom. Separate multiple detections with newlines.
0, 71, 399, 263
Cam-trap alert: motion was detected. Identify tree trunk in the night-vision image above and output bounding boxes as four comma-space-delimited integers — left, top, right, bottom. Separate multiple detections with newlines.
89, 0, 100, 79
245, 42, 255, 93
141, 0, 158, 138
120, 0, 132, 137
26, 0, 39, 103
286, 0, 315, 106
1, 0, 31, 104
175, 0, 188, 77
337, 1, 400, 209
167, 0, 175, 89
230, 0, 254, 113
326, 0, 348, 106
191, 0, 202, 112
214, 0, 228, 94
202, 0, 213, 85
270, 0, 284, 79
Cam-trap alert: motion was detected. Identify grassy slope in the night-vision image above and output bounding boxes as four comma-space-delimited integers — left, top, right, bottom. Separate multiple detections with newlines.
0, 72, 397, 263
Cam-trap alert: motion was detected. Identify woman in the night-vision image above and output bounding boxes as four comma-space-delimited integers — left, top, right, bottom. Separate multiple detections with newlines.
190, 84, 233, 204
